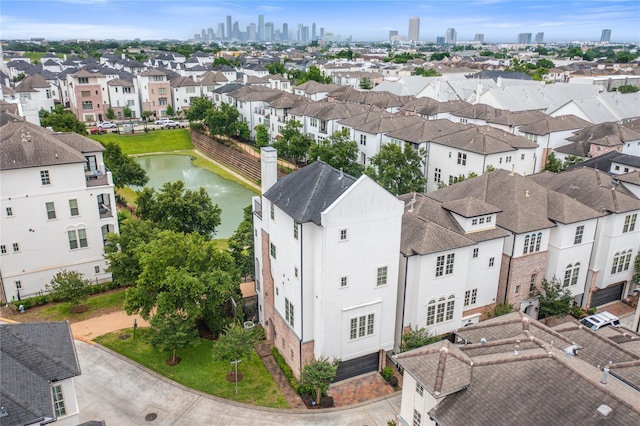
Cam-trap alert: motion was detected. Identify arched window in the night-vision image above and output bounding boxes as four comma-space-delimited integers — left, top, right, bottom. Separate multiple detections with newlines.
611, 250, 632, 274
524, 235, 531, 254
563, 264, 573, 287
426, 295, 456, 326
571, 262, 580, 286
564, 262, 581, 287
534, 233, 542, 252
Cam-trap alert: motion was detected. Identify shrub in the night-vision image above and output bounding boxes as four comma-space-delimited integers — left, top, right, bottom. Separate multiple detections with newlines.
587, 307, 597, 315
272, 347, 301, 393
381, 366, 394, 382
320, 396, 334, 408
389, 376, 399, 387
570, 305, 586, 319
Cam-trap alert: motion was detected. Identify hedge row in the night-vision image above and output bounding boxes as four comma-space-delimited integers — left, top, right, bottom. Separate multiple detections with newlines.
270, 347, 317, 397
13, 281, 123, 311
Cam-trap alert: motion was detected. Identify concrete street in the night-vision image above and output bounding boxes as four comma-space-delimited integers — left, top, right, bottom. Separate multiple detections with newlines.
74, 341, 401, 425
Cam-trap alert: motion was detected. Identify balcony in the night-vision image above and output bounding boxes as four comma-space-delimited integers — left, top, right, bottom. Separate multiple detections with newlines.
319, 127, 328, 135
253, 197, 262, 219
85, 171, 109, 187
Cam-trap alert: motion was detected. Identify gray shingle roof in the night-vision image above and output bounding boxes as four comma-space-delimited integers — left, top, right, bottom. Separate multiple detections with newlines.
518, 114, 591, 135
264, 161, 357, 225
1, 322, 81, 426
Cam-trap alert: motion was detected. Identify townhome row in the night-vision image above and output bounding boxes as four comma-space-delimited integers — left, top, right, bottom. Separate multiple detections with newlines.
252, 147, 640, 382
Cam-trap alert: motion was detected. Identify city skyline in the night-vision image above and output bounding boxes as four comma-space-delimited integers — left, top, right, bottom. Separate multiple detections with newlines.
1, 0, 639, 43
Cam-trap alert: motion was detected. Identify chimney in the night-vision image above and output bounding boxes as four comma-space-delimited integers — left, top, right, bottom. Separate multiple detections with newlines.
261, 147, 278, 194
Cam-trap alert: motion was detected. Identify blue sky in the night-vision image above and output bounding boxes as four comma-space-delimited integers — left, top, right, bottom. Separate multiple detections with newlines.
1, 0, 639, 43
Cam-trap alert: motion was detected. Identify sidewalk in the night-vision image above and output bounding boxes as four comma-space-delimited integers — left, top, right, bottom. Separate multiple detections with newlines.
70, 310, 149, 343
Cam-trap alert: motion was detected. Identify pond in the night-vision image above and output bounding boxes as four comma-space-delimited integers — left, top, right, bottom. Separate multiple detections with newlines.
135, 154, 255, 238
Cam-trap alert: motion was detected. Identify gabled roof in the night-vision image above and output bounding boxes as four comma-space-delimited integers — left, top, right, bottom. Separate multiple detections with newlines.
264, 161, 357, 225
385, 118, 467, 143
170, 76, 199, 88
1, 321, 81, 426
567, 121, 640, 146
107, 78, 134, 87
15, 74, 50, 92
431, 125, 538, 155
518, 114, 591, 135
441, 197, 502, 217
198, 71, 228, 85
566, 150, 640, 172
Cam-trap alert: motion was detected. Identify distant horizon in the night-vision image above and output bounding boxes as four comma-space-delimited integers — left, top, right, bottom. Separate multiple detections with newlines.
2, 0, 639, 44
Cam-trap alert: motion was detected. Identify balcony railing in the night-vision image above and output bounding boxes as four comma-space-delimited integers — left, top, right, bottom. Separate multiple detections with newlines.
86, 171, 109, 187
254, 198, 262, 219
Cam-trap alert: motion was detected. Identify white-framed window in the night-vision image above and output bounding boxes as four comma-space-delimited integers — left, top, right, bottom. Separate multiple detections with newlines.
434, 168, 441, 183
350, 314, 374, 340
473, 248, 479, 258
416, 383, 424, 397
158, 87, 167, 95
6, 207, 13, 217
376, 266, 388, 286
464, 289, 477, 307
563, 262, 581, 287
530, 274, 537, 292
270, 242, 276, 259
186, 86, 196, 93
310, 117, 318, 127
285, 298, 294, 327
445, 253, 455, 275
523, 232, 542, 254
360, 134, 367, 145
45, 202, 56, 219
69, 199, 79, 216
15, 280, 22, 289
623, 214, 637, 233
270, 204, 275, 220
40, 170, 51, 185
472, 218, 478, 225
457, 152, 467, 165
435, 255, 445, 277
52, 384, 66, 417
0, 245, 6, 254
293, 221, 298, 239
574, 225, 584, 244
521, 153, 525, 160
427, 295, 455, 325
515, 285, 521, 294
159, 97, 168, 106
68, 228, 88, 250
294, 266, 298, 278
12, 243, 20, 252
78, 77, 89, 84
81, 101, 93, 110
340, 229, 348, 241
413, 409, 422, 426
341, 276, 348, 287
81, 90, 91, 97
611, 250, 632, 274
489, 257, 495, 267
487, 216, 492, 223
95, 265, 100, 273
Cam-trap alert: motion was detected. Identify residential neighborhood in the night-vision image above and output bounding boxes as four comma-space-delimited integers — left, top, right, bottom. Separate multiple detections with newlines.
2, 2, 640, 424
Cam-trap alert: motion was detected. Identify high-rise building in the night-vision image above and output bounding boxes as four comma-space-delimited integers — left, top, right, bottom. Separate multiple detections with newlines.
265, 22, 274, 42
445, 28, 457, 45
408, 17, 420, 42
217, 23, 224, 40
601, 29, 612, 43
226, 15, 232, 40
298, 23, 303, 42
312, 23, 317, 41
535, 32, 544, 44
232, 21, 240, 40
474, 33, 484, 42
249, 23, 256, 41
201, 29, 207, 41
436, 36, 445, 45
258, 15, 265, 42
207, 28, 214, 42
282, 23, 289, 41
517, 33, 532, 44
389, 30, 398, 41
302, 26, 309, 43
320, 27, 325, 39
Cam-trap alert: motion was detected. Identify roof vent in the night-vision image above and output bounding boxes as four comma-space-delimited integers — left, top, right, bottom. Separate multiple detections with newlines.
514, 339, 521, 356
596, 404, 612, 418
480, 337, 487, 344
564, 343, 581, 358
525, 190, 530, 197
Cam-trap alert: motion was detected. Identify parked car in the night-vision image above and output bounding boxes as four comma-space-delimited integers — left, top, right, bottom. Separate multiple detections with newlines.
98, 121, 117, 129
89, 126, 106, 135
154, 118, 170, 125
163, 120, 180, 128
579, 311, 620, 330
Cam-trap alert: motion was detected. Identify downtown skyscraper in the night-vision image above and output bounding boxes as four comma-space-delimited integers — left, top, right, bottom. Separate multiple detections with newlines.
445, 28, 456, 45
601, 29, 612, 42
408, 17, 420, 42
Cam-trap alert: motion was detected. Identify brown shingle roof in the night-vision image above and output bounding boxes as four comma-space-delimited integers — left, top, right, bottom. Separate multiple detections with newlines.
431, 125, 538, 155
518, 114, 592, 135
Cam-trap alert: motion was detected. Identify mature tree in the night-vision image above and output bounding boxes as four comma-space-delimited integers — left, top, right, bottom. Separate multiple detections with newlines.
39, 105, 87, 134
185, 96, 215, 122
149, 307, 199, 364
142, 110, 154, 122
272, 119, 313, 163
487, 302, 514, 319
124, 230, 241, 336
618, 84, 640, 94
544, 152, 563, 173
265, 62, 286, 75
632, 252, 640, 288
563, 155, 583, 168
306, 66, 332, 84
400, 326, 439, 352
165, 105, 175, 117
236, 121, 250, 140
212, 57, 238, 68
228, 206, 254, 280
532, 277, 574, 323
255, 123, 270, 147
206, 103, 243, 141
365, 143, 426, 195
104, 213, 158, 286
123, 105, 132, 119
536, 59, 555, 69
136, 180, 222, 237
359, 77, 372, 90
300, 357, 339, 405
106, 107, 115, 120
47, 270, 91, 307
532, 68, 549, 81
429, 52, 450, 61
102, 142, 149, 188
212, 322, 263, 378
615, 51, 635, 63
505, 58, 529, 73
412, 67, 441, 77
308, 129, 364, 178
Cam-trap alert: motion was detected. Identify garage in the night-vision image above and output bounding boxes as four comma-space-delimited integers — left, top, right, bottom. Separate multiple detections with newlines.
333, 352, 379, 383
590, 282, 625, 307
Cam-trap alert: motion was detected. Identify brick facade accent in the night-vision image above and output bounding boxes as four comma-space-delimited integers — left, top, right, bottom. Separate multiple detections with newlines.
584, 269, 599, 308
462, 303, 495, 321
588, 144, 621, 159
500, 252, 548, 306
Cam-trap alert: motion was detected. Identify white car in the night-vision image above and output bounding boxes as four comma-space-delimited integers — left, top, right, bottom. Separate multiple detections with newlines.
163, 120, 180, 128
98, 121, 117, 129
154, 118, 170, 125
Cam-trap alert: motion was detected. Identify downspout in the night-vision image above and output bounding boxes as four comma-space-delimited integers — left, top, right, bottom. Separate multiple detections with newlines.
400, 255, 409, 350
503, 235, 517, 303
299, 223, 304, 374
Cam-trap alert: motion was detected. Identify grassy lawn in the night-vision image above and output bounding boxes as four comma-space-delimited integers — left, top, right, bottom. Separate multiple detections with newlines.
20, 289, 126, 322
89, 129, 193, 154
95, 328, 288, 408
190, 151, 259, 193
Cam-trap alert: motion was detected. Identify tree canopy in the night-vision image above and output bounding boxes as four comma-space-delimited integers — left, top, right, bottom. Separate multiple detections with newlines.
149, 308, 199, 363
206, 103, 245, 140
365, 143, 426, 195
532, 277, 574, 323
212, 322, 263, 375
255, 123, 270, 147
400, 326, 439, 352
308, 129, 364, 178
300, 357, 339, 405
136, 180, 222, 237
47, 270, 91, 306
102, 142, 149, 188
272, 119, 314, 163
227, 205, 255, 280
39, 105, 87, 134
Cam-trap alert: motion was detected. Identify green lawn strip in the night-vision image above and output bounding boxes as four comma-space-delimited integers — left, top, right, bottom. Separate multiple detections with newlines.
95, 328, 289, 408
89, 129, 193, 154
36, 290, 126, 321
116, 187, 138, 206
189, 151, 260, 193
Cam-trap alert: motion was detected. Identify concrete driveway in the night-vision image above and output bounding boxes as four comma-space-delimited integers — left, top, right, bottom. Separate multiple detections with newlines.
74, 341, 400, 425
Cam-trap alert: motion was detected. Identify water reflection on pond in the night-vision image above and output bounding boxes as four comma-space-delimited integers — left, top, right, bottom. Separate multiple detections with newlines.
135, 154, 256, 238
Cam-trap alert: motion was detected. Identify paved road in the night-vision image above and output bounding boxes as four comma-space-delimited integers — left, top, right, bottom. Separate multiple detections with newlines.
75, 341, 401, 425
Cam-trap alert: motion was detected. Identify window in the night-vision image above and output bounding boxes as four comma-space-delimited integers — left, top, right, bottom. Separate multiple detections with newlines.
523, 232, 542, 254
310, 118, 318, 127
445, 253, 455, 275
123, 87, 132, 94
186, 86, 195, 93
46, 202, 56, 219
360, 134, 367, 145
464, 289, 477, 307
436, 255, 445, 277
623, 214, 637, 233
40, 170, 51, 185
416, 383, 424, 397
12, 243, 20, 252
158, 88, 167, 95
159, 97, 168, 106
6, 207, 13, 216
487, 215, 492, 223
611, 250, 632, 274
294, 266, 298, 278
52, 384, 66, 417
78, 77, 88, 84
68, 229, 88, 249
472, 218, 478, 225
270, 204, 275, 220
506, 156, 512, 163
473, 248, 479, 258
0, 245, 6, 254
515, 285, 521, 295
413, 409, 422, 426
81, 101, 93, 110
293, 222, 298, 239
350, 314, 374, 339
427, 295, 455, 325
489, 257, 495, 267
69, 199, 79, 216
574, 225, 584, 244
270, 242, 277, 259
457, 152, 467, 165
95, 265, 100, 273
377, 266, 388, 286
521, 154, 525, 160
153, 76, 164, 82
479, 217, 485, 224
15, 280, 22, 289
564, 262, 581, 287
81, 90, 91, 97
434, 168, 441, 183
341, 276, 348, 287
285, 298, 294, 327
127, 99, 135, 106
340, 229, 348, 241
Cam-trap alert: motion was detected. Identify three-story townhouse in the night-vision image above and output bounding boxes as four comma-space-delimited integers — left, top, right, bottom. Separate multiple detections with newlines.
136, 69, 171, 119
106, 78, 140, 120
67, 69, 108, 122
170, 76, 202, 115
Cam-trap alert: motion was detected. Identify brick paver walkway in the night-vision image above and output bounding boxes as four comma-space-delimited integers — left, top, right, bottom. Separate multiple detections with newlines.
256, 342, 306, 409
328, 372, 396, 407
